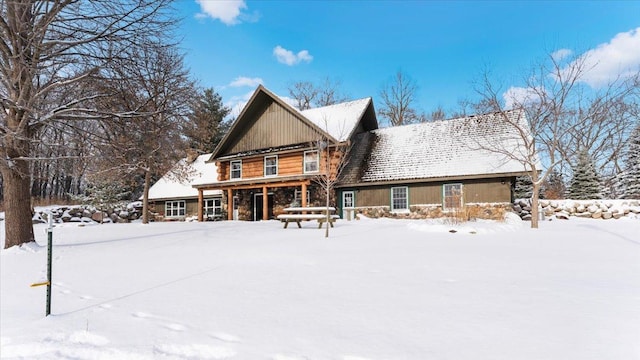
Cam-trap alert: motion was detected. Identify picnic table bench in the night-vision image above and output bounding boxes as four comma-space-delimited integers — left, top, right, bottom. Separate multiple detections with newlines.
277, 207, 340, 229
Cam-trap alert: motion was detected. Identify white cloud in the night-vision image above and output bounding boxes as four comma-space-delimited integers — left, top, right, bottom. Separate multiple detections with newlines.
273, 45, 313, 66
503, 86, 543, 109
568, 27, 640, 88
229, 77, 263, 88
226, 90, 254, 118
551, 48, 573, 62
196, 0, 247, 25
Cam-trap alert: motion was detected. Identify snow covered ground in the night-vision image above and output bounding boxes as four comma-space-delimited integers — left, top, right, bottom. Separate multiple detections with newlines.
1, 215, 639, 359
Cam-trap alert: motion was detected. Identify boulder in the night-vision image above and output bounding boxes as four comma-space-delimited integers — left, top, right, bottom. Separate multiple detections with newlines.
555, 212, 570, 220
591, 210, 602, 219
602, 212, 612, 220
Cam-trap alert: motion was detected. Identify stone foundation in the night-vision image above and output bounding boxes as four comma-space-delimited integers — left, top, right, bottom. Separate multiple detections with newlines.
355, 203, 510, 221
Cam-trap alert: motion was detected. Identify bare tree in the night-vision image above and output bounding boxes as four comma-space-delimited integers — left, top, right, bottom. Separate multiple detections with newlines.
313, 137, 350, 238
378, 70, 421, 126
288, 81, 317, 110
94, 43, 196, 224
0, 0, 176, 248
288, 77, 348, 110
472, 53, 639, 228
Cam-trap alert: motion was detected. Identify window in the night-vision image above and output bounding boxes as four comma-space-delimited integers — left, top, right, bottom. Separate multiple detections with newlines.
391, 187, 408, 211
230, 160, 242, 179
443, 183, 463, 210
204, 198, 222, 217
165, 201, 185, 217
294, 189, 311, 205
264, 155, 278, 177
304, 150, 319, 173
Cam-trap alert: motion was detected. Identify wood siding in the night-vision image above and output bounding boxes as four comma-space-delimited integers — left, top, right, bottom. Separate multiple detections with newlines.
225, 101, 323, 155
217, 149, 343, 181
351, 178, 513, 207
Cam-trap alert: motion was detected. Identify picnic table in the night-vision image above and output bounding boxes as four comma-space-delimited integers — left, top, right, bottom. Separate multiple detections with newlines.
276, 206, 340, 229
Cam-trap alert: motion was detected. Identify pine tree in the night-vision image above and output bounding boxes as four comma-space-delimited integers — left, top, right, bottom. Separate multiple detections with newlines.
568, 150, 602, 199
515, 175, 546, 199
183, 88, 231, 153
619, 125, 640, 199
514, 175, 533, 199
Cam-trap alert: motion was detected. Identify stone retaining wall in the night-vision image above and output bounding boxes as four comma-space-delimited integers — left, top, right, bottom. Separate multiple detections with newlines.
513, 199, 640, 220
32, 202, 143, 224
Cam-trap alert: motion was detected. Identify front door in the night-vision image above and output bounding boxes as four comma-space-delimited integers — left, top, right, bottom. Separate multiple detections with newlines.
253, 193, 274, 221
342, 191, 355, 220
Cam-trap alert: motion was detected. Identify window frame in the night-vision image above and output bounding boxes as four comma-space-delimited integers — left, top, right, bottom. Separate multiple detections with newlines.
391, 186, 409, 212
303, 150, 319, 174
264, 155, 278, 177
443, 183, 464, 211
230, 160, 242, 179
204, 198, 222, 217
165, 200, 186, 218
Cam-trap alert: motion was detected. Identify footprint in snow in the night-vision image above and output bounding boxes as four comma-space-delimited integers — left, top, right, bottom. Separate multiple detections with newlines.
132, 311, 153, 319
210, 332, 240, 343
164, 323, 187, 332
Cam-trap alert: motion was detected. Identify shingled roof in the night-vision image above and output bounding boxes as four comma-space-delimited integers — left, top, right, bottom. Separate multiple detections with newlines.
300, 97, 373, 142
148, 153, 221, 201
339, 110, 531, 186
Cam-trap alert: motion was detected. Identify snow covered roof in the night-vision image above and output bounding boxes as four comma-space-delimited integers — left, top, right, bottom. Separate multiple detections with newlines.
148, 153, 221, 201
299, 98, 372, 142
342, 111, 531, 184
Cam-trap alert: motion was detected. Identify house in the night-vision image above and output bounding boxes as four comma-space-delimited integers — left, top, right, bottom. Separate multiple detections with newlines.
191, 85, 530, 222
192, 85, 377, 221
336, 111, 530, 219
147, 153, 223, 220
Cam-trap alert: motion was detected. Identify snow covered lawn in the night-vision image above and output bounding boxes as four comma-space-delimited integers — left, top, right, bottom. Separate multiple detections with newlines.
1, 216, 639, 359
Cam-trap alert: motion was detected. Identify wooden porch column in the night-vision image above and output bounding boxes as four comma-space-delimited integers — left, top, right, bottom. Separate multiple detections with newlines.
262, 186, 268, 220
197, 189, 204, 222
227, 188, 233, 220
301, 182, 308, 207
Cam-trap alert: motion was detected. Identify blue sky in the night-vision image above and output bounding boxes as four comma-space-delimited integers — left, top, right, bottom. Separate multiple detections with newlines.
175, 1, 640, 119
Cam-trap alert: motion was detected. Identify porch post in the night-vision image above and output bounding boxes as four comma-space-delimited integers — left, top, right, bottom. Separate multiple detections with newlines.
227, 188, 233, 220
262, 186, 268, 220
197, 189, 204, 222
301, 182, 308, 207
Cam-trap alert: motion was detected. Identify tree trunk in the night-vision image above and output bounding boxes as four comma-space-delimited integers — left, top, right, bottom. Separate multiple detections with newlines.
142, 169, 151, 224
531, 170, 540, 229
2, 160, 35, 249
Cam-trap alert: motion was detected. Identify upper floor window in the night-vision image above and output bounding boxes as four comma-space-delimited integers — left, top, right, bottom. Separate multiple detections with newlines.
230, 160, 242, 179
391, 186, 408, 211
443, 183, 463, 210
264, 155, 278, 177
304, 150, 319, 173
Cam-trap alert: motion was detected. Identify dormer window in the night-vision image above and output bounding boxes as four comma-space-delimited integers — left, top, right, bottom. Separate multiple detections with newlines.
230, 160, 242, 179
264, 155, 278, 177
304, 150, 319, 173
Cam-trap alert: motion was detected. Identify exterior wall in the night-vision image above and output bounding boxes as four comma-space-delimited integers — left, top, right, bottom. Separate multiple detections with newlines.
339, 177, 514, 220
226, 101, 322, 155
217, 149, 342, 181
232, 184, 325, 221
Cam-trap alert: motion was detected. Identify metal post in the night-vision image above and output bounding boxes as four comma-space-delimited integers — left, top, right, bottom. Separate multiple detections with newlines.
46, 211, 53, 316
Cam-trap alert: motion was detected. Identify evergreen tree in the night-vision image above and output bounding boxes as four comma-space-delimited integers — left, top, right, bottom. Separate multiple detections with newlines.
183, 88, 231, 153
541, 169, 566, 199
514, 175, 533, 199
619, 125, 640, 199
568, 150, 602, 199
514, 175, 546, 199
